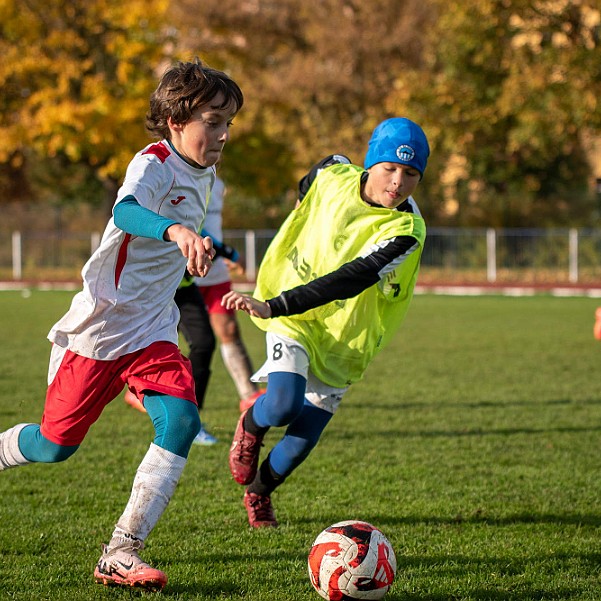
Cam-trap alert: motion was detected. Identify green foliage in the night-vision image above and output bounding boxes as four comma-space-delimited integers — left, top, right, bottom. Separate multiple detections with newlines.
398, 0, 601, 226
2, 291, 601, 599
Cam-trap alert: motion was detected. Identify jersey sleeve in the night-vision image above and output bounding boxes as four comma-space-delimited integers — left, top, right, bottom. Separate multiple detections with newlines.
117, 152, 173, 211
266, 234, 420, 317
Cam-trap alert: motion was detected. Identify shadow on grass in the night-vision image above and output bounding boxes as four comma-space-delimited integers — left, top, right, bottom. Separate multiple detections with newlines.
160, 546, 600, 600
297, 511, 601, 528
328, 424, 601, 440
344, 397, 601, 412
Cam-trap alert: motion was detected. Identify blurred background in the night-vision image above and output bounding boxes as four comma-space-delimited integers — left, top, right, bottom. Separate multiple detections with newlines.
1, 0, 600, 286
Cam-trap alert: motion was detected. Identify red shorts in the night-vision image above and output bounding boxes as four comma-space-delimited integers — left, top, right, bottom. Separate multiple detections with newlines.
41, 341, 196, 446
198, 280, 233, 315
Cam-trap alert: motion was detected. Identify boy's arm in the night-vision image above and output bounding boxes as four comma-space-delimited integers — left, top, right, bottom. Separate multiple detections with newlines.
114, 195, 214, 277
266, 235, 419, 317
114, 196, 178, 240
222, 235, 419, 318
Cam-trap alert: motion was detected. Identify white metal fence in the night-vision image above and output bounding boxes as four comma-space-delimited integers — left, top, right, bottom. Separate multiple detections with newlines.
2, 227, 601, 285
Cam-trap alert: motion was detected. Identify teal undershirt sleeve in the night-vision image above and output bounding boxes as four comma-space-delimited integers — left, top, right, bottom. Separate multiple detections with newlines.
114, 195, 178, 241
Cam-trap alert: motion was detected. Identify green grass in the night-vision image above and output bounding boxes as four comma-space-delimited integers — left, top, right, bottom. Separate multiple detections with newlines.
2, 290, 601, 600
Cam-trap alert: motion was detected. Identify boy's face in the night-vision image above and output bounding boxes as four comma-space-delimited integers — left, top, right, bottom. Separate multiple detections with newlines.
168, 91, 238, 168
362, 162, 421, 209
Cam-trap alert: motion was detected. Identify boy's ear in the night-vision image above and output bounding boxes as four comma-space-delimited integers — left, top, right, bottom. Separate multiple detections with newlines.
167, 116, 184, 132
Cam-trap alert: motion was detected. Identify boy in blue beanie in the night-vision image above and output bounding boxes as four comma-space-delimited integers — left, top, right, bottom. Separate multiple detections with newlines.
223, 117, 429, 528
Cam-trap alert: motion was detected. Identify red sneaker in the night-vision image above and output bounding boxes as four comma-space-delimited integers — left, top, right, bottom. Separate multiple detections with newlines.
239, 389, 266, 413
229, 410, 264, 485
124, 390, 146, 414
244, 490, 278, 528
94, 542, 167, 591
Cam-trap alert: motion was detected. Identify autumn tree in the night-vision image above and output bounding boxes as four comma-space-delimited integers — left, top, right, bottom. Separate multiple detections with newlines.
0, 0, 174, 210
173, 0, 601, 228
391, 0, 601, 226
171, 0, 435, 226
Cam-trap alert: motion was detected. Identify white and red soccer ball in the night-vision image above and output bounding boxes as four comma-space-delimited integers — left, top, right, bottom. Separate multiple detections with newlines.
308, 520, 397, 600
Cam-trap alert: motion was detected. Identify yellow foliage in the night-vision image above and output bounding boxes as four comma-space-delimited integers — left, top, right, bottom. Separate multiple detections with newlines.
0, 0, 171, 181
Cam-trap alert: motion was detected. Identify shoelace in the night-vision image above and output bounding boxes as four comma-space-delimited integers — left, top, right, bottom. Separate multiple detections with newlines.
236, 434, 263, 462
249, 495, 275, 521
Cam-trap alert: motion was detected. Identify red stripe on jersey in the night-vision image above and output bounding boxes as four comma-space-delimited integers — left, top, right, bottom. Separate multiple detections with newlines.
115, 233, 132, 289
142, 141, 171, 163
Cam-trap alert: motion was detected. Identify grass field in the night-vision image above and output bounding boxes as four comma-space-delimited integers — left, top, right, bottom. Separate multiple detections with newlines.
2, 290, 601, 600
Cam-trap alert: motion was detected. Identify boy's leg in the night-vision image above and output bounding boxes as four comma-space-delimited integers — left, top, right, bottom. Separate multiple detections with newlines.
176, 285, 216, 411
229, 371, 306, 485
0, 424, 33, 470
200, 281, 258, 405
176, 285, 218, 445
95, 393, 199, 591
229, 333, 311, 485
243, 401, 333, 528
219, 336, 256, 400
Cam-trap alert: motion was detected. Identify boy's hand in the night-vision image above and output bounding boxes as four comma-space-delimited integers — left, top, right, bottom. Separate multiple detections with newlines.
221, 291, 272, 319
165, 224, 215, 277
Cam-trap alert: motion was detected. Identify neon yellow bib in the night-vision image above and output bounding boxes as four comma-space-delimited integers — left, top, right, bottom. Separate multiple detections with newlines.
253, 163, 426, 387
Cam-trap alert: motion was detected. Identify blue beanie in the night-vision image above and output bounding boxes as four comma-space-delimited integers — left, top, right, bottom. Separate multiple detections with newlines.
364, 118, 430, 177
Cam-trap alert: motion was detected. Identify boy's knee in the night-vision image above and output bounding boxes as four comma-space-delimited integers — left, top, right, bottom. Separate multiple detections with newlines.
173, 405, 201, 447
258, 371, 307, 427
262, 403, 302, 427
43, 443, 78, 463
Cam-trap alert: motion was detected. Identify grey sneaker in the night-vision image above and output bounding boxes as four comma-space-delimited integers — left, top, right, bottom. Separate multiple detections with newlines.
94, 538, 167, 591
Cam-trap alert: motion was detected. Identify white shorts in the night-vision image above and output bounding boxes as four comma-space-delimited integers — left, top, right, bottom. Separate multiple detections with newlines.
252, 332, 348, 414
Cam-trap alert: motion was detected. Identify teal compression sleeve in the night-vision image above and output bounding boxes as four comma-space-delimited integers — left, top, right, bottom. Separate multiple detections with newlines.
114, 195, 178, 241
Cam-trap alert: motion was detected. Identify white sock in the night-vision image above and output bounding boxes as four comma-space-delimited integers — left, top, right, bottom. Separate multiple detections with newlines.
109, 443, 186, 548
0, 423, 33, 471
220, 341, 255, 399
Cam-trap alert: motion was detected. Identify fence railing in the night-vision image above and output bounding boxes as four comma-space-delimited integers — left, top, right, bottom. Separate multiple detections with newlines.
2, 227, 601, 286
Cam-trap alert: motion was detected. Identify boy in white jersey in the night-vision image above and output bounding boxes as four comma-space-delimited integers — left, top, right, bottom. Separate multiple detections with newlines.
222, 118, 428, 529
0, 59, 243, 591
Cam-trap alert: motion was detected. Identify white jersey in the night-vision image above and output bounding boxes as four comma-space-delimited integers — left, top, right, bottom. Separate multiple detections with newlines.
195, 176, 230, 287
48, 140, 216, 360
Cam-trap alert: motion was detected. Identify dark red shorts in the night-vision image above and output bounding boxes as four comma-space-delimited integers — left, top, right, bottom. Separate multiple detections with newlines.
41, 341, 196, 446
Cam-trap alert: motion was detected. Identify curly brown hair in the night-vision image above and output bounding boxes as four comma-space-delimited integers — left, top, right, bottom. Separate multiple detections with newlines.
146, 58, 244, 139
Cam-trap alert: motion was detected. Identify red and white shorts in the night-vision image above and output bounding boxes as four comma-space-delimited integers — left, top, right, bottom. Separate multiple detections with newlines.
41, 341, 196, 446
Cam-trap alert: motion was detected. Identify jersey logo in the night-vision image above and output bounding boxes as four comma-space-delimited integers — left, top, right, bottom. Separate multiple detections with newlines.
170, 195, 186, 205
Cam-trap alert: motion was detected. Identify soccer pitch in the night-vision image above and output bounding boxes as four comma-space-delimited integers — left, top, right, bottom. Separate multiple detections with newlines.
1, 290, 601, 600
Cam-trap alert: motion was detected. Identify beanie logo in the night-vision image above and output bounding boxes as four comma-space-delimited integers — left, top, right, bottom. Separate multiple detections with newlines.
396, 145, 415, 162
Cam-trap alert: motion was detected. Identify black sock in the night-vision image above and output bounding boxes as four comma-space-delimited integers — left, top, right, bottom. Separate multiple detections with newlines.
248, 455, 285, 497
243, 406, 270, 436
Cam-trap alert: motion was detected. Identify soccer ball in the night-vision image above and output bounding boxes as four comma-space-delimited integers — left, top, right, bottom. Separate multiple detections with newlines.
308, 520, 397, 600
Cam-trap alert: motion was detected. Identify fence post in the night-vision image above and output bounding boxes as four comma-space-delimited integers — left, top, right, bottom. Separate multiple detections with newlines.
12, 231, 22, 281
486, 228, 496, 283
245, 230, 257, 281
568, 228, 578, 283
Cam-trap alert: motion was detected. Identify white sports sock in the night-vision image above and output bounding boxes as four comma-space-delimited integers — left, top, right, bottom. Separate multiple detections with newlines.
220, 341, 255, 399
110, 443, 186, 547
0, 423, 33, 471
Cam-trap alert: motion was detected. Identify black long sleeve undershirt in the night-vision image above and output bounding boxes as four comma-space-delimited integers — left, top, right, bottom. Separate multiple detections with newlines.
266, 235, 418, 317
